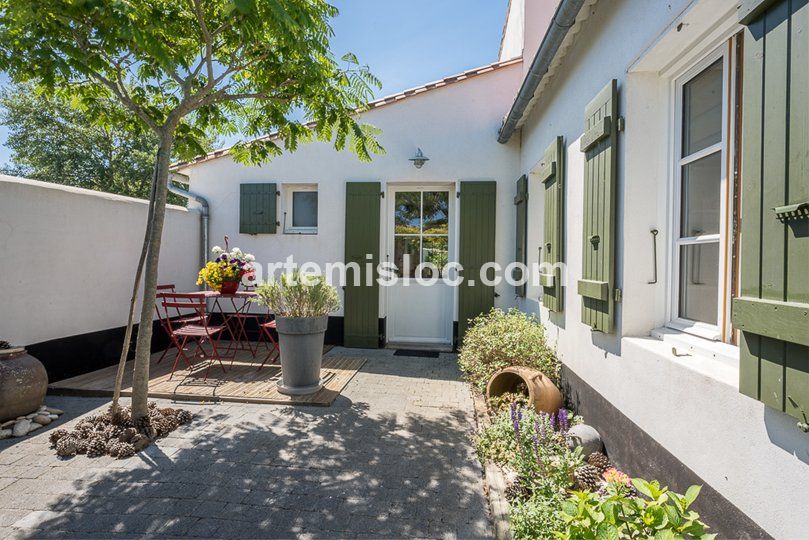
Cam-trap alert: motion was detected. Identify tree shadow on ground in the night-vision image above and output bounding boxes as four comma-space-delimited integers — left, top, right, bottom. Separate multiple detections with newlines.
14, 395, 490, 538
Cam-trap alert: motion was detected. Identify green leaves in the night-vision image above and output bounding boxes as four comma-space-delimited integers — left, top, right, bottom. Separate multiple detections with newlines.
0, 0, 383, 166
556, 479, 713, 540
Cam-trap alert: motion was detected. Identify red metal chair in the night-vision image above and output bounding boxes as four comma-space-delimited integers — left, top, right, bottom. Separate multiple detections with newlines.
154, 284, 204, 364
257, 317, 280, 370
161, 293, 228, 380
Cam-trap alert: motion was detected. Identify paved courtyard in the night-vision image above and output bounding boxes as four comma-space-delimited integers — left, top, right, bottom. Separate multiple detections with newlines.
0, 349, 492, 539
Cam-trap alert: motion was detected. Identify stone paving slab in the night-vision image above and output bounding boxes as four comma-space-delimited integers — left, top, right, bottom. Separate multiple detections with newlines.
0, 349, 492, 539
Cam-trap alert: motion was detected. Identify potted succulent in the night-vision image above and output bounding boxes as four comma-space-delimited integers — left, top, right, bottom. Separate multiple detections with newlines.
253, 272, 340, 395
197, 245, 255, 294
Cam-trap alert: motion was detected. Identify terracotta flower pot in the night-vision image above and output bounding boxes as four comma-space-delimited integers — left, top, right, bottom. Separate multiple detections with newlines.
0, 348, 48, 422
220, 281, 240, 295
486, 366, 562, 414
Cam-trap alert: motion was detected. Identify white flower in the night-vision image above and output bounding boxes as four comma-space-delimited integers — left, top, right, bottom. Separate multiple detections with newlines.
211, 246, 223, 254
245, 254, 255, 262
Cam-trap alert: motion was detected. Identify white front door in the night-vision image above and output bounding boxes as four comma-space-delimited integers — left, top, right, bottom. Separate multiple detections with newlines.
386, 186, 454, 346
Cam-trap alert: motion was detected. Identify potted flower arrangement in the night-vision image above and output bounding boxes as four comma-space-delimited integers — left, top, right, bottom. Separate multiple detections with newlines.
253, 272, 340, 395
197, 245, 256, 294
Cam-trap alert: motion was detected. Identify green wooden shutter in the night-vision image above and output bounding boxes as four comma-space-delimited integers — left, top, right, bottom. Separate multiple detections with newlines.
539, 136, 564, 312
734, 0, 809, 420
577, 80, 618, 333
239, 183, 277, 234
458, 181, 497, 342
514, 175, 528, 297
344, 182, 381, 348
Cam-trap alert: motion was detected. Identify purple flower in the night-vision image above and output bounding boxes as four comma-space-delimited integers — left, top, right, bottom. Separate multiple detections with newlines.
532, 420, 541, 455
557, 408, 569, 432
510, 403, 520, 440
549, 412, 556, 431
538, 414, 547, 439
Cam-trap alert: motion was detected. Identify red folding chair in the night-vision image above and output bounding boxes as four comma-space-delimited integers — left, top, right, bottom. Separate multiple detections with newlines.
154, 284, 204, 364
257, 317, 280, 370
161, 293, 229, 380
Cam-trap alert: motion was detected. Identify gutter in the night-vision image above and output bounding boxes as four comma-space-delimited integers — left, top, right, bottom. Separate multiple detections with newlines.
168, 171, 209, 268
497, 0, 588, 143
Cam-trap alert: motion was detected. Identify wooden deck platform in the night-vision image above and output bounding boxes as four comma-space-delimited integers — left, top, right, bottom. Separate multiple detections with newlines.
49, 344, 365, 406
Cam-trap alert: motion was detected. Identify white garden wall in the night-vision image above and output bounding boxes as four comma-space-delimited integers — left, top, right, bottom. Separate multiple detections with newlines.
515, 0, 809, 536
0, 175, 201, 346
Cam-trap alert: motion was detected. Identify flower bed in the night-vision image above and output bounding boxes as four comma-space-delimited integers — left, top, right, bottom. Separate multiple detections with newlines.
460, 310, 715, 539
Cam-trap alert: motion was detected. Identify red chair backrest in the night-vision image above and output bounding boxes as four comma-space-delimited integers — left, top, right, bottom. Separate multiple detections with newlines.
160, 294, 210, 333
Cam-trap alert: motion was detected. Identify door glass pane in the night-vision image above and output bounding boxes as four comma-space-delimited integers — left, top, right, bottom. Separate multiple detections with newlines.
682, 59, 723, 157
422, 236, 449, 278
394, 192, 421, 234
292, 191, 318, 228
678, 243, 719, 324
422, 192, 449, 234
394, 236, 419, 277
681, 152, 721, 237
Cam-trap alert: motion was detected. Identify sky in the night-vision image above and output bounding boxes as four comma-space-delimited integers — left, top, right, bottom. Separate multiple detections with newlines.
0, 0, 508, 164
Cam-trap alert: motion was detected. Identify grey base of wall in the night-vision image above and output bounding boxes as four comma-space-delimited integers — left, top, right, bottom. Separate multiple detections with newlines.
560, 365, 771, 539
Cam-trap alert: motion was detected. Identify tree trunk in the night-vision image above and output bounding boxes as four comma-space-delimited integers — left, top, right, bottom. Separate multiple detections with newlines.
131, 132, 174, 420
109, 163, 159, 417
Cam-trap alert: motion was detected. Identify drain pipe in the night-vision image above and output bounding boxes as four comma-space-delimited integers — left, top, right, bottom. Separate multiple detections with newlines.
497, 0, 588, 143
168, 171, 209, 268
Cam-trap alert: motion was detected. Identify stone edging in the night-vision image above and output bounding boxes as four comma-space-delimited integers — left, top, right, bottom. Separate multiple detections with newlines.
471, 389, 513, 540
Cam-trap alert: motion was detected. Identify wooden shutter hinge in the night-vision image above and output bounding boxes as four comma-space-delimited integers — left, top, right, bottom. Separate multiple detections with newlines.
380, 191, 385, 198
276, 191, 280, 196
617, 116, 626, 133
614, 288, 623, 303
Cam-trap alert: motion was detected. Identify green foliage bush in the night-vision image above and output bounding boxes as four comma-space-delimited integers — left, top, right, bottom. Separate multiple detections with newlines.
556, 480, 715, 539
459, 308, 559, 391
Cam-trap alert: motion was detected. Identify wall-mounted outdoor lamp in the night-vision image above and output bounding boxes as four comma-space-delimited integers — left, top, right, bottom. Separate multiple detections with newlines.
409, 148, 429, 169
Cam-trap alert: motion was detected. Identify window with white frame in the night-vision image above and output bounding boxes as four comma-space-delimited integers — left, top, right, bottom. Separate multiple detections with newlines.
669, 41, 736, 342
284, 184, 318, 234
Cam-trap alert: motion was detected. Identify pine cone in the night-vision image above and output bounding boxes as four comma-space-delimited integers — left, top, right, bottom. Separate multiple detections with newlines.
49, 429, 69, 447
574, 464, 602, 491
587, 452, 611, 473
130, 434, 150, 451
135, 416, 156, 438
75, 437, 90, 454
87, 437, 107, 458
118, 427, 137, 443
109, 441, 136, 459
56, 436, 78, 457
176, 410, 192, 425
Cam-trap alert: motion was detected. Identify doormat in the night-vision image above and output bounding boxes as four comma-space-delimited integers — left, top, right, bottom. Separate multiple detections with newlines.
393, 349, 440, 358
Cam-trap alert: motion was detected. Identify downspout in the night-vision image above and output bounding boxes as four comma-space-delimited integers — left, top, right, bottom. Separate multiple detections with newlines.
497, 0, 588, 143
168, 171, 209, 269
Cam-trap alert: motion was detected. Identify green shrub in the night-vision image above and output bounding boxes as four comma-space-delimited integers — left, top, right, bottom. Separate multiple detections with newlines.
555, 480, 714, 540
459, 308, 559, 391
511, 495, 565, 540
253, 272, 340, 317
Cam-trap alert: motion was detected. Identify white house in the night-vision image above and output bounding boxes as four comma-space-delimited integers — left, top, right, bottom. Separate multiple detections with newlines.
143, 0, 809, 536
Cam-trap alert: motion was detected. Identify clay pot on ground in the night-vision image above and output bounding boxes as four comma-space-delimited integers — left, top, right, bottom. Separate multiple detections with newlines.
0, 348, 48, 422
486, 366, 563, 414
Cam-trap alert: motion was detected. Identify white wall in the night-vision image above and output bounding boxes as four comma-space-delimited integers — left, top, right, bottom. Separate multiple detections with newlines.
178, 61, 524, 319
515, 0, 809, 536
0, 176, 201, 345
499, 0, 525, 61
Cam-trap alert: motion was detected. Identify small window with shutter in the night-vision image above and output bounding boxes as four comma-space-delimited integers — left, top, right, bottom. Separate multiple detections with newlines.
239, 183, 277, 234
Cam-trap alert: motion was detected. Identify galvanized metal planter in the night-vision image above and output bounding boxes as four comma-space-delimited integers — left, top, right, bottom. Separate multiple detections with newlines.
275, 315, 328, 395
